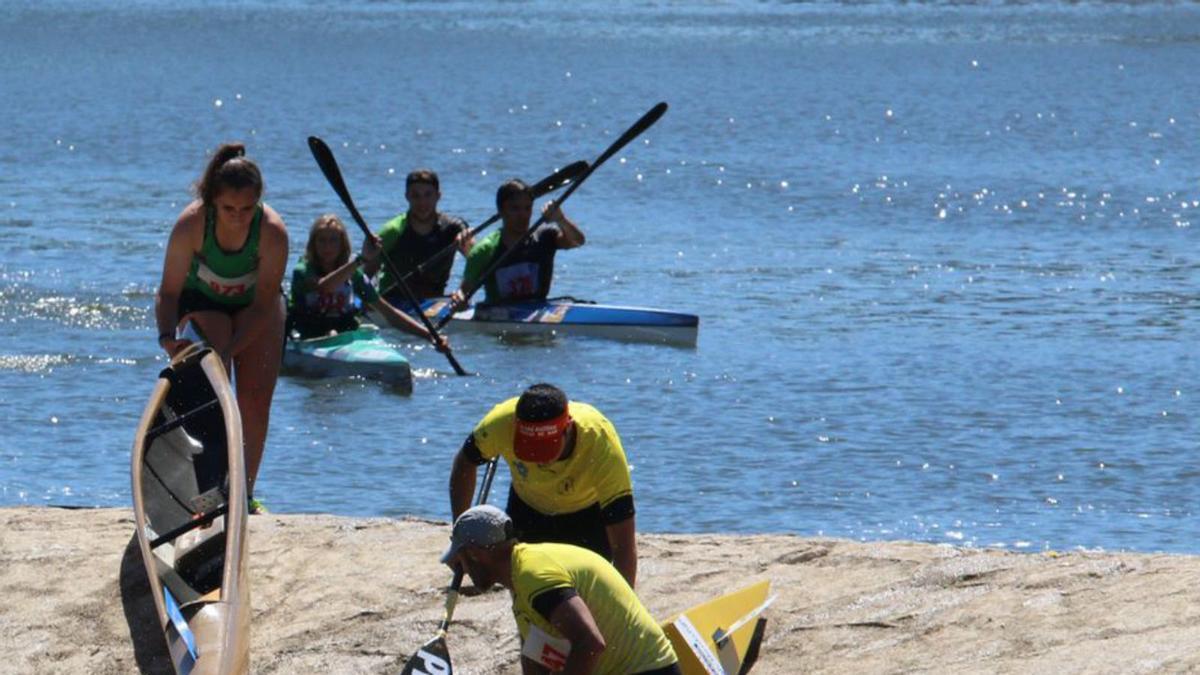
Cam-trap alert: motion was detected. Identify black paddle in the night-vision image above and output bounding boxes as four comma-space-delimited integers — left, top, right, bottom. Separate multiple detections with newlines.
381, 160, 590, 299
400, 458, 498, 675
306, 136, 468, 377
438, 102, 669, 330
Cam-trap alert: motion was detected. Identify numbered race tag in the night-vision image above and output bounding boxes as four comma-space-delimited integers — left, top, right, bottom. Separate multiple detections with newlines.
520, 625, 572, 672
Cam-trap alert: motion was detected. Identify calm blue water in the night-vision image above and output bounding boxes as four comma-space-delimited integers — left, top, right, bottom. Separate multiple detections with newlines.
3, 1, 1200, 553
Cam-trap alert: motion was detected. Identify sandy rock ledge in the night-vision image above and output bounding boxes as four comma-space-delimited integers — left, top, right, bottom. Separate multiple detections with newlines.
2, 507, 1198, 674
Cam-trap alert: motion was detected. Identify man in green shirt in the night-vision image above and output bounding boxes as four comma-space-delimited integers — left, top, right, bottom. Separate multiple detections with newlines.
441, 505, 679, 675
365, 169, 471, 302
450, 178, 584, 309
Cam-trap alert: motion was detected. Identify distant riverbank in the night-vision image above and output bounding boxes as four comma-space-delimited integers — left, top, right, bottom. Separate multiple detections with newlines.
3, 506, 1198, 673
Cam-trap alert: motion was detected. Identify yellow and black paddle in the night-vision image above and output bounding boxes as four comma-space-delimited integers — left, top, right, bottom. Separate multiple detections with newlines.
400, 458, 498, 675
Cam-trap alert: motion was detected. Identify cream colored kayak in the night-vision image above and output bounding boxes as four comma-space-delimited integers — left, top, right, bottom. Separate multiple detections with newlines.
131, 345, 250, 674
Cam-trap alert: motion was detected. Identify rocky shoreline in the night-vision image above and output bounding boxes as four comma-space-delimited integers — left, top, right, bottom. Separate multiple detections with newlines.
2, 506, 1197, 674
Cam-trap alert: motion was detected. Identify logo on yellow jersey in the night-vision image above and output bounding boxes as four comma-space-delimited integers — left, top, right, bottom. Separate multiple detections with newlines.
557, 477, 575, 496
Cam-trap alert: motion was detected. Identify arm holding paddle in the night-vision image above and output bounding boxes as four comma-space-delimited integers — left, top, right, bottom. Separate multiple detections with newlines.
309, 233, 379, 293
544, 199, 585, 249
356, 237, 451, 350
365, 296, 450, 351
360, 229, 385, 278
448, 249, 489, 313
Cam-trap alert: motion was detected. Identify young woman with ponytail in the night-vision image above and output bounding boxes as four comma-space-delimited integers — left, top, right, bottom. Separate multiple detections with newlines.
154, 142, 289, 513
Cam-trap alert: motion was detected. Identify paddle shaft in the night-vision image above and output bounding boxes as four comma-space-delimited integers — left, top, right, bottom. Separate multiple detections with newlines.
306, 136, 467, 376
382, 160, 590, 299
437, 458, 499, 634
437, 102, 669, 330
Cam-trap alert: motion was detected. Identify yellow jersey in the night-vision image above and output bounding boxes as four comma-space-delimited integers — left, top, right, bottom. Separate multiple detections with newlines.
510, 542, 676, 674
473, 399, 633, 516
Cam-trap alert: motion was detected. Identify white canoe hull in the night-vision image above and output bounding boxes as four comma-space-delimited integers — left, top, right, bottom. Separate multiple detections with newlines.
131, 345, 250, 675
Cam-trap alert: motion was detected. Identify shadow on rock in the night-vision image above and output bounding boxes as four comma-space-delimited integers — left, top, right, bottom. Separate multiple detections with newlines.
119, 533, 174, 675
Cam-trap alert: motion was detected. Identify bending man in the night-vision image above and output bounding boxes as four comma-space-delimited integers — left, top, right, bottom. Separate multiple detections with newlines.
449, 383, 638, 587
442, 505, 679, 675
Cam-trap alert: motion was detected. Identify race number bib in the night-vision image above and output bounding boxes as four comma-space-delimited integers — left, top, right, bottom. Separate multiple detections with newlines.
520, 624, 572, 671
495, 262, 539, 299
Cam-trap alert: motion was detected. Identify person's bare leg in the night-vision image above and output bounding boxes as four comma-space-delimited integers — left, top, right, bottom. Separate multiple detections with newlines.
232, 297, 285, 497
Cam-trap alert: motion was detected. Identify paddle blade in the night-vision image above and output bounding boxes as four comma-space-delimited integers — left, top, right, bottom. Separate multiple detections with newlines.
530, 160, 589, 199
306, 136, 343, 195
591, 101, 668, 169
306, 135, 370, 234
400, 635, 453, 675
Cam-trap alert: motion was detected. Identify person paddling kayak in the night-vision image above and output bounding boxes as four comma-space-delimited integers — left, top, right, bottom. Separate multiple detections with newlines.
288, 213, 450, 347
366, 169, 472, 303
441, 505, 680, 675
449, 383, 639, 587
154, 142, 287, 513
449, 178, 584, 310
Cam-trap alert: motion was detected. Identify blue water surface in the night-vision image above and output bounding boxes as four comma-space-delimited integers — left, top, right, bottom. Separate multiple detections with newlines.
2, 0, 1199, 553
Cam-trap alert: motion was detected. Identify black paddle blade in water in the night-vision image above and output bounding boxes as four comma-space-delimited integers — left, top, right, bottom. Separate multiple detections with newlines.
400, 635, 452, 675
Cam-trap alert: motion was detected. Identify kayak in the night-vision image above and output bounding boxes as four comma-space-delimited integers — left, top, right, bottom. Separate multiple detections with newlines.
282, 325, 412, 391
662, 580, 774, 675
372, 297, 699, 347
131, 344, 250, 675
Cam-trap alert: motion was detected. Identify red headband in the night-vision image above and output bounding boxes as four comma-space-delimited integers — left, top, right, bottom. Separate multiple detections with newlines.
513, 409, 571, 463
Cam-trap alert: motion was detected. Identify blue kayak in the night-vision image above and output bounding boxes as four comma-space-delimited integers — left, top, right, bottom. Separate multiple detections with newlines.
372, 297, 698, 346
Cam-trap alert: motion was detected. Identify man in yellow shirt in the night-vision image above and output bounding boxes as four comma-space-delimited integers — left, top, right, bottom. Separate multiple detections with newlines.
441, 505, 679, 675
449, 383, 639, 586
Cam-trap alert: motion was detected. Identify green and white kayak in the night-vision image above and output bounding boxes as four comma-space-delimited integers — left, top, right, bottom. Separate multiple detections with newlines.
282, 325, 412, 391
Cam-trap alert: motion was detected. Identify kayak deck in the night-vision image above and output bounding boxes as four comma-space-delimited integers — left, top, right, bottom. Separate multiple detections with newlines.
282, 325, 413, 391
375, 297, 699, 347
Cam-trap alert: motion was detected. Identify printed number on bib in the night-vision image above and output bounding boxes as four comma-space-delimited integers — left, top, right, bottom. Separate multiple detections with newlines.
521, 625, 571, 671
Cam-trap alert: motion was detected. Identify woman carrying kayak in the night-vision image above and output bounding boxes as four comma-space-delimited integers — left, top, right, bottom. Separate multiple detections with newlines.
288, 213, 450, 346
154, 142, 287, 513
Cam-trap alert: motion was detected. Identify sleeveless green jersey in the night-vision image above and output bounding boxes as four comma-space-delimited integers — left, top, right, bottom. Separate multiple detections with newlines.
183, 204, 263, 306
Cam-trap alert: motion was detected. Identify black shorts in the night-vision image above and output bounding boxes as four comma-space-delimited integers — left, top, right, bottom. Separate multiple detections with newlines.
506, 486, 612, 560
179, 288, 248, 319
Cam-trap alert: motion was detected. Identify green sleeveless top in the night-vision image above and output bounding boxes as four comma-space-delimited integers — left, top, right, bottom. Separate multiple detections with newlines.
183, 204, 263, 306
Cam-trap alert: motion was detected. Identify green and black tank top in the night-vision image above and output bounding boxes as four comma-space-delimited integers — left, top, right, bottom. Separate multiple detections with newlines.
183, 204, 263, 306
